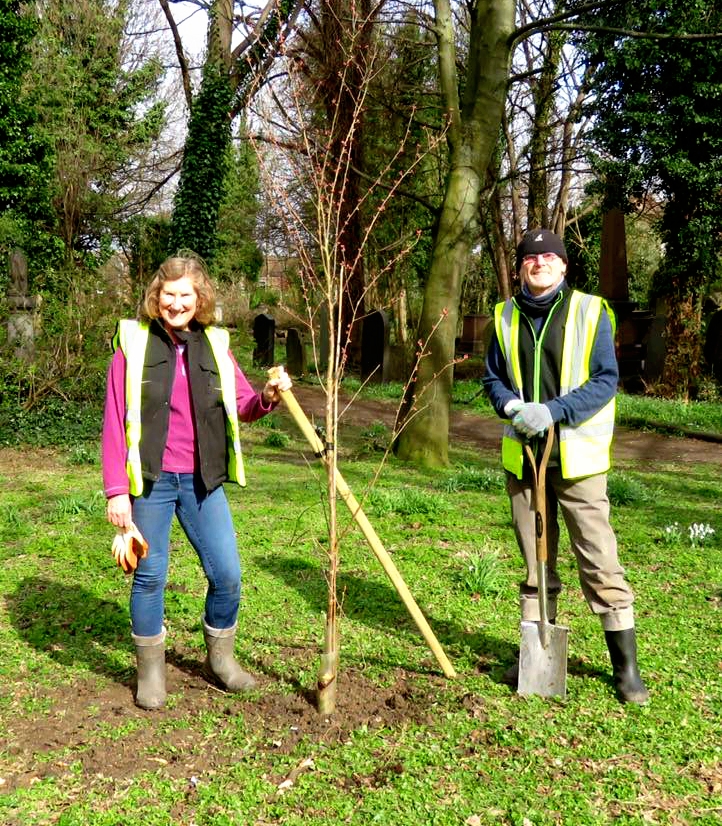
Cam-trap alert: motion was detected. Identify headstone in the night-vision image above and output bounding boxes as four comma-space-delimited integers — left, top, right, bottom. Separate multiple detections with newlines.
599, 208, 630, 302
252, 313, 275, 367
9, 249, 29, 299
6, 249, 40, 362
644, 314, 668, 384
361, 309, 390, 383
458, 314, 492, 355
286, 328, 307, 377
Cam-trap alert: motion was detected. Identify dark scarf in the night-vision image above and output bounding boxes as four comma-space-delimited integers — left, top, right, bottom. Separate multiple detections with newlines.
516, 279, 568, 318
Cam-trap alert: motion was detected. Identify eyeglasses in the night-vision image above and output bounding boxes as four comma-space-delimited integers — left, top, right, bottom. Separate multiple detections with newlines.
522, 252, 559, 264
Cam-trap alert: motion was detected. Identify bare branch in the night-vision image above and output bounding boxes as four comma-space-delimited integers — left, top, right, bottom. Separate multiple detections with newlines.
157, 0, 195, 110
512, 0, 722, 47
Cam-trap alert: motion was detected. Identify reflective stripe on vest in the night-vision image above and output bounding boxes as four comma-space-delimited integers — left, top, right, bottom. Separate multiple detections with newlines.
114, 320, 245, 495
557, 293, 615, 479
114, 320, 148, 496
494, 292, 615, 480
494, 301, 525, 478
203, 326, 246, 488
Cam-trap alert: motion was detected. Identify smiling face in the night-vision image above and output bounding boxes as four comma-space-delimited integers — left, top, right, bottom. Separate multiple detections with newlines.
143, 256, 217, 328
520, 252, 567, 297
158, 276, 199, 332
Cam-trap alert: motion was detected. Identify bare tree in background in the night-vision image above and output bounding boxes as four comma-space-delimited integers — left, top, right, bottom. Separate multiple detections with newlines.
486, 0, 598, 300
250, 25, 445, 713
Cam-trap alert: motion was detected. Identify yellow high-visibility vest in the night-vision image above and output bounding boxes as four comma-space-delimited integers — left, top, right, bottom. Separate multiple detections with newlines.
114, 320, 245, 495
494, 291, 615, 480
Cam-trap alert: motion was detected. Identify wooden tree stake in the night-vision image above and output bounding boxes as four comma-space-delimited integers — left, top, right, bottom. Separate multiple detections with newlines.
268, 369, 457, 679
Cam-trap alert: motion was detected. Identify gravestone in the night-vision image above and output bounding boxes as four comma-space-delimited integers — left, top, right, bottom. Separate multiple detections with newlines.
285, 328, 307, 377
458, 314, 492, 355
644, 313, 668, 384
6, 249, 41, 362
361, 309, 390, 383
9, 248, 29, 299
599, 208, 630, 302
252, 313, 275, 367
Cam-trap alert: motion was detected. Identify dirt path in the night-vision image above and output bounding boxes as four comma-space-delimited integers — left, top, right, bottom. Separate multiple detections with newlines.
290, 384, 722, 467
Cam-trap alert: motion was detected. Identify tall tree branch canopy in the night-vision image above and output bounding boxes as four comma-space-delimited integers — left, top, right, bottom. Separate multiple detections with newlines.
0, 0, 52, 232
579, 0, 722, 395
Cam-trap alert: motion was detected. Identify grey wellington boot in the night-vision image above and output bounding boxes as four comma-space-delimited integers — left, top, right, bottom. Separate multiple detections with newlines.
202, 619, 257, 691
604, 628, 650, 705
132, 628, 167, 710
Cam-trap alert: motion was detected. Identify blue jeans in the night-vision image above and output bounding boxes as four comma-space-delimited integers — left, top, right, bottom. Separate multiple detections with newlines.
130, 472, 241, 637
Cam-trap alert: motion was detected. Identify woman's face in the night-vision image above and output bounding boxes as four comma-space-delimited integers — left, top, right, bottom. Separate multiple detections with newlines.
158, 276, 198, 332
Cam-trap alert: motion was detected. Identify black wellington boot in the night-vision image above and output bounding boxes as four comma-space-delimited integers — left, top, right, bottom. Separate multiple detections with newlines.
604, 628, 649, 705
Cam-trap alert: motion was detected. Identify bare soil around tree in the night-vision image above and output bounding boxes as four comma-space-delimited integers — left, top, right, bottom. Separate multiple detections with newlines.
0, 391, 720, 810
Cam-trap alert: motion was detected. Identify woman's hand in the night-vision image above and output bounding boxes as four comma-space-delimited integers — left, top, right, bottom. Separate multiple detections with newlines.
262, 365, 292, 405
107, 494, 133, 530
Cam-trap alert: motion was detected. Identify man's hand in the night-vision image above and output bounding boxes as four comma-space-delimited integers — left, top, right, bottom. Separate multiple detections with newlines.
504, 399, 524, 418
512, 402, 553, 438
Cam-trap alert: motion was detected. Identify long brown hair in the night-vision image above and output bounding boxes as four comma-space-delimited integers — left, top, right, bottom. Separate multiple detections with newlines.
142, 255, 217, 326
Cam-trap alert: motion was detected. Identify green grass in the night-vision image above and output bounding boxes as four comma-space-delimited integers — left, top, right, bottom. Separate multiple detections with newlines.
0, 395, 721, 824
616, 392, 722, 436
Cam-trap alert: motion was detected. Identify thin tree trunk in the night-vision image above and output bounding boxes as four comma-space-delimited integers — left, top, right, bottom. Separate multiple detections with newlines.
317, 301, 340, 713
527, 31, 563, 229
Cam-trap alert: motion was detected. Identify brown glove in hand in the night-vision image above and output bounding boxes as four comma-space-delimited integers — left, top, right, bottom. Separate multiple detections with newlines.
112, 523, 148, 574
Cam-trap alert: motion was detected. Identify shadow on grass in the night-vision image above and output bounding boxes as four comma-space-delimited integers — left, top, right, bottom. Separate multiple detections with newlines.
5, 576, 218, 689
253, 554, 616, 693
253, 553, 516, 678
5, 576, 132, 681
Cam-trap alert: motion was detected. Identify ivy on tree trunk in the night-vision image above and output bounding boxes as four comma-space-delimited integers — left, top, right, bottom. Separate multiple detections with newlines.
170, 70, 233, 262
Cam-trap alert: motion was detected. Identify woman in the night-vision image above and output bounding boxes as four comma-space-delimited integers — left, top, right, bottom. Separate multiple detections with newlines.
102, 255, 291, 710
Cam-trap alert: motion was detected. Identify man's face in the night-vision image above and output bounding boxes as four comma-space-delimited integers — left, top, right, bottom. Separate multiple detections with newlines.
520, 252, 566, 297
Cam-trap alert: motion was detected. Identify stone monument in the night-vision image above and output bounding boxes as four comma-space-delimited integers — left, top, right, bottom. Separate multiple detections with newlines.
598, 210, 654, 389
285, 327, 307, 377
360, 309, 390, 383
252, 312, 275, 367
6, 249, 41, 362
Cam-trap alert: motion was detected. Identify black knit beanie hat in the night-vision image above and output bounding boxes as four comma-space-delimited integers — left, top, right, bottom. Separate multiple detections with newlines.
515, 228, 568, 272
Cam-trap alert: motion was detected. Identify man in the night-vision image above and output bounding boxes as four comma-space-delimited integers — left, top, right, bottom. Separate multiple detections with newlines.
483, 228, 649, 704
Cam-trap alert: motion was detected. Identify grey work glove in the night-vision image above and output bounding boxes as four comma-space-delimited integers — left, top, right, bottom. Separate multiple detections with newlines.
504, 399, 524, 418
512, 402, 553, 438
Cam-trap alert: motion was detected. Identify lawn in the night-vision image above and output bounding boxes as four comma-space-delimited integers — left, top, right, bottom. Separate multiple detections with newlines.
0, 396, 720, 825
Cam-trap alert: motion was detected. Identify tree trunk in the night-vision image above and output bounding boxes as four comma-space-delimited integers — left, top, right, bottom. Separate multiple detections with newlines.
317, 299, 340, 713
394, 0, 515, 466
314, 0, 378, 370
527, 31, 563, 229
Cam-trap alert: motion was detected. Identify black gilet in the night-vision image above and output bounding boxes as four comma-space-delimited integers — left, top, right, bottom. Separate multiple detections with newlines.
138, 320, 230, 493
